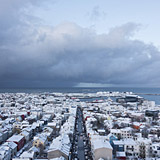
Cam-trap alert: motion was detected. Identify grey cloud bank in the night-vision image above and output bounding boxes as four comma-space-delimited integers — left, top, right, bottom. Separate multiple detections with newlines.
0, 1, 160, 88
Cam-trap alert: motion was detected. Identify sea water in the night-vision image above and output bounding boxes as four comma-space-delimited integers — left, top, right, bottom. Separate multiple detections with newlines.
0, 87, 160, 104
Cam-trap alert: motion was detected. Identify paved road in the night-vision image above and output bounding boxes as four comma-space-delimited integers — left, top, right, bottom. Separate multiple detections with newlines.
77, 109, 85, 160
71, 107, 93, 160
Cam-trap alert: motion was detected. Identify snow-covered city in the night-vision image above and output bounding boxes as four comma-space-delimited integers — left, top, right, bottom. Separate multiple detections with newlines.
1, 0, 160, 159
0, 91, 159, 160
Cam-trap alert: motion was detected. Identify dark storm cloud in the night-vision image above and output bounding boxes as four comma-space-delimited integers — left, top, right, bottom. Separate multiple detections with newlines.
0, 1, 160, 87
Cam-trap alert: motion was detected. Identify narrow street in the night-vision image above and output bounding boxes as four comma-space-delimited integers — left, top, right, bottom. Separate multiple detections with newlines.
71, 107, 93, 160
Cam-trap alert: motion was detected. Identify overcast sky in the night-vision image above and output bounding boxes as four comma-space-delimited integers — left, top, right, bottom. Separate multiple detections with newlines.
0, 0, 160, 88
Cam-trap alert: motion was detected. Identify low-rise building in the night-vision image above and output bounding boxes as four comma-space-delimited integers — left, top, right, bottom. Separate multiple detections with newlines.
91, 137, 113, 160
3, 141, 17, 157
47, 134, 71, 160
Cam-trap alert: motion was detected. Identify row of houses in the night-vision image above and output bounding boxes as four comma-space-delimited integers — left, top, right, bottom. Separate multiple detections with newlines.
0, 91, 160, 160
82, 94, 160, 159
0, 92, 71, 160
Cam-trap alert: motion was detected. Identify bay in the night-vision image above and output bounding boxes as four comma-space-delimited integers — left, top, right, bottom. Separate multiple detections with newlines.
0, 87, 160, 104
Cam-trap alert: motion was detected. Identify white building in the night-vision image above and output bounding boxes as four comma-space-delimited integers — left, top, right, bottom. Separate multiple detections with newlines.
151, 143, 160, 158
90, 135, 113, 160
137, 138, 152, 159
47, 134, 71, 160
123, 139, 139, 158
